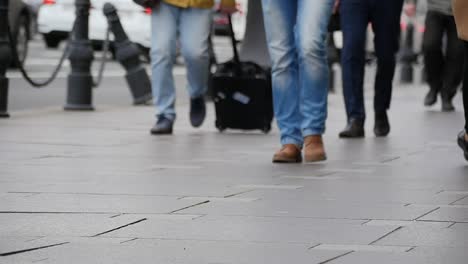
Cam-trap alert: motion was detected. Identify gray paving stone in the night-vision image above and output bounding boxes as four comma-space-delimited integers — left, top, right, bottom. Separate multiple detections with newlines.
1, 79, 468, 262
101, 214, 397, 245
374, 225, 468, 247
0, 214, 147, 237
0, 237, 348, 264
178, 200, 436, 221
236, 188, 464, 206
0, 236, 69, 257
0, 193, 207, 214
418, 207, 468, 222
329, 247, 468, 264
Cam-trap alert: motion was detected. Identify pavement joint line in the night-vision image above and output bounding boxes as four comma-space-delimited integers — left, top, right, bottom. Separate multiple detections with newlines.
0, 242, 70, 257
360, 219, 372, 225
109, 214, 123, 219
0, 211, 114, 215
223, 190, 255, 198
417, 219, 468, 224
381, 156, 401, 163
32, 258, 49, 263
318, 251, 354, 264
92, 218, 147, 237
405, 246, 416, 253
414, 207, 440, 221
447, 222, 457, 228
369, 226, 404, 245
449, 194, 468, 205
169, 200, 210, 214
120, 238, 138, 244
308, 243, 322, 250
24, 237, 45, 243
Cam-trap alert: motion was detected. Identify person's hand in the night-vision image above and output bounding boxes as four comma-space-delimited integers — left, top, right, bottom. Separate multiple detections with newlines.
333, 0, 340, 14
217, 1, 238, 14
219, 5, 237, 14
404, 3, 416, 17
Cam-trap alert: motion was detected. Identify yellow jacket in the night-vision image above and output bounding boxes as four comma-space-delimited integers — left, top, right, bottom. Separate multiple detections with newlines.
163, 0, 236, 9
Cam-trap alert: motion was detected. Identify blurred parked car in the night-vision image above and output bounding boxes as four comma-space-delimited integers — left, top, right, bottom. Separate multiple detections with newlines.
9, 0, 33, 67
37, 0, 151, 52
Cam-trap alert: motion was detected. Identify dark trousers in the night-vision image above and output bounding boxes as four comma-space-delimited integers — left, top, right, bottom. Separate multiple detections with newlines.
464, 42, 468, 132
340, 0, 404, 121
423, 11, 464, 99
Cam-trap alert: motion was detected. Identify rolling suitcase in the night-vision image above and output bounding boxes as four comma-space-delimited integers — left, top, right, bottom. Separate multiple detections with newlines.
211, 15, 273, 133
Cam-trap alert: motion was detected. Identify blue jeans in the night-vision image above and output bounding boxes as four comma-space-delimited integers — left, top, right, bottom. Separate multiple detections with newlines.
340, 0, 404, 121
261, 0, 333, 147
151, 3, 212, 121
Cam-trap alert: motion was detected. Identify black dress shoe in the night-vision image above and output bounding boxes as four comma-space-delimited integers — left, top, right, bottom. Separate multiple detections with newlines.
424, 89, 438, 106
150, 116, 173, 135
339, 119, 365, 138
457, 131, 468, 161
190, 96, 206, 128
374, 111, 390, 137
441, 97, 455, 112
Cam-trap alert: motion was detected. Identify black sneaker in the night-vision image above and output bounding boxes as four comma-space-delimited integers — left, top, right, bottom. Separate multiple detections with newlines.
374, 111, 390, 137
457, 131, 468, 161
190, 96, 206, 128
441, 97, 455, 112
424, 89, 438, 106
150, 116, 173, 135
339, 119, 365, 138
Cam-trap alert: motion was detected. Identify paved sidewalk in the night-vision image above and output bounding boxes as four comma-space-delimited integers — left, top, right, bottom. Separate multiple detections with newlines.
1, 85, 467, 264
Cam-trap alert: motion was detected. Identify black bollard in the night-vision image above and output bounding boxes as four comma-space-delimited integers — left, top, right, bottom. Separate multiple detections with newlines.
64, 0, 94, 111
103, 3, 152, 105
400, 23, 417, 84
0, 0, 11, 118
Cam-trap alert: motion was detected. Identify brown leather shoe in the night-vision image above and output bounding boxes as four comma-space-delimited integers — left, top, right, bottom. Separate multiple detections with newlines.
272, 144, 302, 163
304, 135, 327, 162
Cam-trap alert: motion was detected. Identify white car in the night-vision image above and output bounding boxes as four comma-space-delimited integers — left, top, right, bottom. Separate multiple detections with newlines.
37, 0, 151, 49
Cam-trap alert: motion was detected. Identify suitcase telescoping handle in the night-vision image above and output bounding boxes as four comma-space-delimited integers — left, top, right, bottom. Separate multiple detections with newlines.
227, 14, 242, 72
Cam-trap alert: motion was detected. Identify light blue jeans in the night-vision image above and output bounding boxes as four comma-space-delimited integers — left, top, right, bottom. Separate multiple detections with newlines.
151, 3, 212, 121
262, 0, 334, 147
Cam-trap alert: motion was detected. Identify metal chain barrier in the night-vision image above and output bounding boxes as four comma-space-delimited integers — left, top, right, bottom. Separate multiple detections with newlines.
6, 21, 75, 88
7, 20, 112, 89
92, 26, 111, 88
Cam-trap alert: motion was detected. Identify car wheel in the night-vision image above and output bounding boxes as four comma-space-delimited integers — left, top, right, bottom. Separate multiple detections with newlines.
43, 34, 61, 49
11, 14, 30, 68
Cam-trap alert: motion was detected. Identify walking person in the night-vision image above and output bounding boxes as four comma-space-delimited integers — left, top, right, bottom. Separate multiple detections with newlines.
337, 0, 404, 138
147, 0, 236, 135
261, 0, 335, 163
423, 0, 464, 111
452, 0, 468, 161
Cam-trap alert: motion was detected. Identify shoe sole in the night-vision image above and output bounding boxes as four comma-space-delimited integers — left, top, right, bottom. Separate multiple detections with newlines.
457, 137, 468, 161
272, 156, 302, 163
339, 134, 365, 139
304, 155, 327, 163
374, 132, 390, 137
150, 130, 173, 135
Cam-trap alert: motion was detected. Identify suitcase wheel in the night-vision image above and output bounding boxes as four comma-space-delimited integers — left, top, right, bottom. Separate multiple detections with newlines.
262, 124, 271, 134
215, 120, 226, 133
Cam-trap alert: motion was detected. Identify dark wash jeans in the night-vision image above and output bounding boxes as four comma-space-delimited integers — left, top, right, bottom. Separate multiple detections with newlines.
423, 11, 464, 100
340, 0, 404, 122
